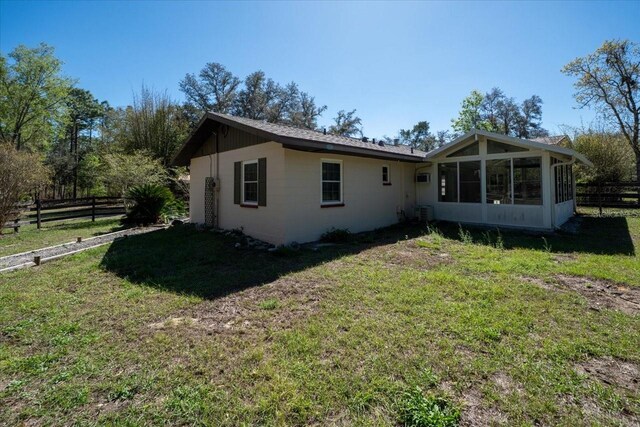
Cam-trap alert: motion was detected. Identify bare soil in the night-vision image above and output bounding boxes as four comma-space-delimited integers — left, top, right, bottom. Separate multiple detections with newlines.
575, 356, 640, 392
524, 275, 640, 316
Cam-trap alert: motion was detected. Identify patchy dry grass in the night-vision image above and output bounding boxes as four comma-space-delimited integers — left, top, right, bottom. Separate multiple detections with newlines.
0, 212, 638, 426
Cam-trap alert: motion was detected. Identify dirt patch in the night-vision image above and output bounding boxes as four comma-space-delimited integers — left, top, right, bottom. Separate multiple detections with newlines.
146, 275, 329, 337
492, 372, 523, 396
575, 356, 640, 392
552, 253, 577, 263
524, 275, 640, 316
358, 240, 452, 271
460, 388, 509, 426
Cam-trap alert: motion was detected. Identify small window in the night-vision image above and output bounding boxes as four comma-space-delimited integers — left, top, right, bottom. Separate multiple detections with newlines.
487, 139, 528, 154
322, 160, 342, 204
242, 160, 258, 204
382, 165, 390, 184
446, 141, 479, 158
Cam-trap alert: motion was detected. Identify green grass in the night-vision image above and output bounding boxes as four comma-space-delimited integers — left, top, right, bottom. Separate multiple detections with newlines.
0, 212, 638, 426
0, 217, 125, 257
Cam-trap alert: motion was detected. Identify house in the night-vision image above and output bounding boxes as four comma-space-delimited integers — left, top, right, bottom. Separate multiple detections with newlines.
172, 113, 592, 245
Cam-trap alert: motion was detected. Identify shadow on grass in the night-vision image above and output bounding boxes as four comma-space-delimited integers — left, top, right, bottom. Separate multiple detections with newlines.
434, 215, 635, 256
100, 223, 426, 299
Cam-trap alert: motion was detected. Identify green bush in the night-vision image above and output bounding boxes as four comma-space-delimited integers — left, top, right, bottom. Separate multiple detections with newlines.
126, 184, 175, 225
398, 387, 460, 427
320, 227, 352, 243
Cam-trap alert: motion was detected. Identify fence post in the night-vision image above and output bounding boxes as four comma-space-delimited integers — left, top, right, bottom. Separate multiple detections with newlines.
91, 196, 96, 222
597, 182, 602, 217
36, 199, 41, 229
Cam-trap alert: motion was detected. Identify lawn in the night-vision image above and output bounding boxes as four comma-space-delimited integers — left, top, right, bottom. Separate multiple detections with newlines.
0, 210, 638, 426
0, 217, 125, 257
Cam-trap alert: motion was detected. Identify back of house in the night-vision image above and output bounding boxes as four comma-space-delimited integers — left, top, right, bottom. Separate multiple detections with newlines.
173, 113, 591, 245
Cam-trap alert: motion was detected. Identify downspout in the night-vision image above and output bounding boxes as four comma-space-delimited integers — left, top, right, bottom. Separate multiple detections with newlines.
550, 157, 576, 229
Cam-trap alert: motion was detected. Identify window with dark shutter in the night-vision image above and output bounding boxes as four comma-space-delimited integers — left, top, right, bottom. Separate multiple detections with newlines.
258, 158, 267, 206
234, 161, 241, 204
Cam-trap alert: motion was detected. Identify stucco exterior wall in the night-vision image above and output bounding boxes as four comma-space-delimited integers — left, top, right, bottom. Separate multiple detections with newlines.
190, 142, 417, 245
282, 149, 416, 244
189, 141, 287, 244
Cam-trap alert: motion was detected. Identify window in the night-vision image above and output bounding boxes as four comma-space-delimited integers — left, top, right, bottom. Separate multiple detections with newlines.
486, 159, 512, 204
459, 161, 481, 203
447, 141, 479, 158
487, 139, 528, 154
438, 163, 458, 202
382, 165, 390, 184
322, 160, 342, 204
554, 160, 573, 203
242, 160, 258, 204
513, 157, 542, 205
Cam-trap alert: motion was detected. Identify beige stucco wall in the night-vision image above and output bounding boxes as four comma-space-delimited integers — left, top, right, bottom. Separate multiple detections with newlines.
189, 141, 417, 245
190, 141, 287, 244
282, 149, 416, 243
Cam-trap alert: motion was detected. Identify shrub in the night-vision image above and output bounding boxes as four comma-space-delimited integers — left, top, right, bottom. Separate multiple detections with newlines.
0, 144, 50, 234
125, 184, 175, 225
398, 387, 460, 427
320, 227, 352, 243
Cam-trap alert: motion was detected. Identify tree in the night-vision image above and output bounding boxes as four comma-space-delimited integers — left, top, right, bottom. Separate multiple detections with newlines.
452, 88, 548, 138
0, 144, 50, 233
515, 95, 546, 138
234, 71, 276, 120
122, 85, 190, 166
328, 109, 362, 137
571, 130, 635, 183
451, 90, 488, 133
290, 92, 327, 130
495, 96, 521, 136
179, 62, 240, 113
399, 121, 434, 151
64, 88, 104, 198
0, 43, 72, 151
481, 87, 504, 132
562, 39, 640, 182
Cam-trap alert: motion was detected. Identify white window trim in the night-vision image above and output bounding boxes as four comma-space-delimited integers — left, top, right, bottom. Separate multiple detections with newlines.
382, 164, 390, 184
321, 159, 343, 205
241, 159, 258, 205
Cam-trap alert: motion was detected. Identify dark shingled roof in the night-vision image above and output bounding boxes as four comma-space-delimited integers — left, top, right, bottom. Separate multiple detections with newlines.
530, 135, 568, 146
172, 112, 426, 165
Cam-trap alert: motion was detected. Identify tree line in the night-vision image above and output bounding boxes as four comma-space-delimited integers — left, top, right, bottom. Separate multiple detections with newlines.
0, 39, 637, 214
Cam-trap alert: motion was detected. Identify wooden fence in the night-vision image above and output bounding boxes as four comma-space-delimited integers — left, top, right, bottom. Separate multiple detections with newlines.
3, 196, 126, 232
576, 182, 640, 210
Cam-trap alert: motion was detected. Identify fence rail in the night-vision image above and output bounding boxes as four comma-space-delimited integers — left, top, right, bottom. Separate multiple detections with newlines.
576, 182, 640, 210
3, 196, 126, 232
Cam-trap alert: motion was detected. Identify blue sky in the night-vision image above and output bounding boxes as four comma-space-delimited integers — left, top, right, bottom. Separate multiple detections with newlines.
1, 1, 638, 137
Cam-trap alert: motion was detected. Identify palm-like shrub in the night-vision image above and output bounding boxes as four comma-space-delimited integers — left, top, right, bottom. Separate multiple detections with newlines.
126, 184, 175, 225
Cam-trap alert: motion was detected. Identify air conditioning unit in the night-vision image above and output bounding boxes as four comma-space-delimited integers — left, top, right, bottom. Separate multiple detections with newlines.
416, 205, 434, 223
416, 172, 431, 183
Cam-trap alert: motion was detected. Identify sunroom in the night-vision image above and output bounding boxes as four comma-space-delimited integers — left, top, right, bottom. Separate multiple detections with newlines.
415, 130, 592, 230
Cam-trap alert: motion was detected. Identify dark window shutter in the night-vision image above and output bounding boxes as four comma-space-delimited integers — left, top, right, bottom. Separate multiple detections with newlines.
234, 161, 241, 205
258, 157, 267, 206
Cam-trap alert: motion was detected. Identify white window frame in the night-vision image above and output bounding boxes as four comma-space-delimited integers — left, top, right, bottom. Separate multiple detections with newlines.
241, 159, 258, 205
382, 164, 390, 184
320, 159, 343, 205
